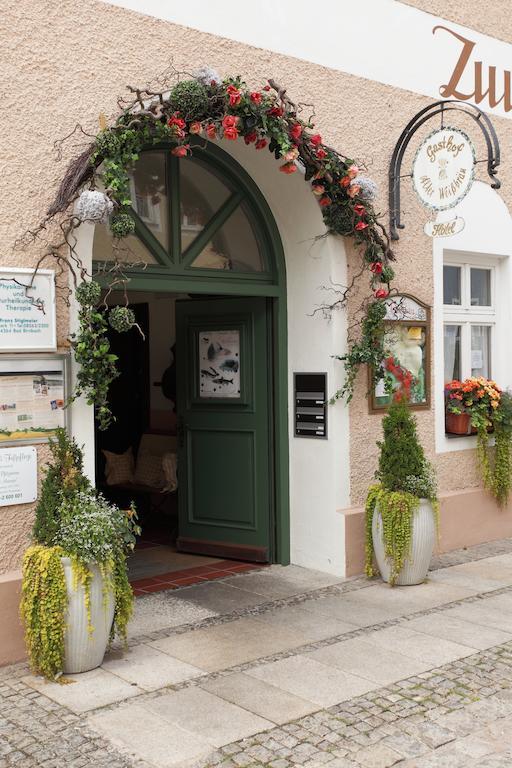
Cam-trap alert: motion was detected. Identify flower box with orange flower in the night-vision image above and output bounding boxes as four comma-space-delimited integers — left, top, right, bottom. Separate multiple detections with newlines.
445, 378, 501, 435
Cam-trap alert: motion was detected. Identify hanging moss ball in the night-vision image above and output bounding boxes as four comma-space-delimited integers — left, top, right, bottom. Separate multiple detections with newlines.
110, 212, 135, 238
75, 280, 101, 307
168, 80, 209, 121
95, 130, 122, 159
109, 305, 136, 333
321, 204, 353, 236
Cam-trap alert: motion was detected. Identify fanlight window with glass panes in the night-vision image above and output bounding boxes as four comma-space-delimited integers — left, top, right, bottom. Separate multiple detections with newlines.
443, 260, 496, 383
92, 148, 272, 278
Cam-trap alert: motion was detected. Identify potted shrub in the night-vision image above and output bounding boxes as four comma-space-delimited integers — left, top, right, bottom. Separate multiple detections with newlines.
365, 399, 439, 586
20, 429, 140, 679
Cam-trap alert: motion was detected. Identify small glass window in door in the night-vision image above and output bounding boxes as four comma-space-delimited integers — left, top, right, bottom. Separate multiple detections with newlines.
191, 203, 264, 272
129, 151, 169, 249
199, 330, 240, 398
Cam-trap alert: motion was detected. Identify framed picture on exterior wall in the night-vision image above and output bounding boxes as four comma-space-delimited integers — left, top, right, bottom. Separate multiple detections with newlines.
369, 294, 431, 412
0, 354, 70, 445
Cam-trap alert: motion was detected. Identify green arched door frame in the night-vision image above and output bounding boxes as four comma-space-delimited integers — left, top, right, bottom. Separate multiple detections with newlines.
94, 141, 290, 564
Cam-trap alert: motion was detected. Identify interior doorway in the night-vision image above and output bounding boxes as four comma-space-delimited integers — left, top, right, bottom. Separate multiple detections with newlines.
95, 289, 275, 587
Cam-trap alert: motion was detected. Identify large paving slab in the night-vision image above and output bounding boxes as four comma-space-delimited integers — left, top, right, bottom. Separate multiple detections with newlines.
254, 602, 358, 642
220, 564, 342, 599
307, 637, 433, 685
362, 624, 477, 665
444, 599, 512, 633
163, 580, 267, 614
23, 667, 142, 712
102, 643, 204, 691
404, 612, 512, 650
246, 653, 377, 706
125, 590, 217, 640
150, 615, 301, 671
200, 671, 318, 724
145, 687, 273, 747
88, 703, 212, 766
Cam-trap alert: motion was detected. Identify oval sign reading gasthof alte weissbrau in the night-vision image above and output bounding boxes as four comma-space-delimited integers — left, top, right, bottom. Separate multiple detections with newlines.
412, 126, 476, 212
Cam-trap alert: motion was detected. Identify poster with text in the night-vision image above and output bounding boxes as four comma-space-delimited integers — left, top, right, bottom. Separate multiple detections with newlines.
0, 373, 65, 443
0, 269, 56, 351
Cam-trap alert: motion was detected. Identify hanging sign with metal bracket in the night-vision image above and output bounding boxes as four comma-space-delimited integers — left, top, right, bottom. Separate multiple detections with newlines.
388, 100, 501, 241
412, 126, 475, 212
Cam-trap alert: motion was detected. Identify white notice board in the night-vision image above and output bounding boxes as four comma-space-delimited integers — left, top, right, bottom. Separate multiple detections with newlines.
0, 446, 37, 507
0, 268, 56, 351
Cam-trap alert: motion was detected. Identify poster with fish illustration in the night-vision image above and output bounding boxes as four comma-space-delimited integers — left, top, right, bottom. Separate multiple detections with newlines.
199, 330, 240, 398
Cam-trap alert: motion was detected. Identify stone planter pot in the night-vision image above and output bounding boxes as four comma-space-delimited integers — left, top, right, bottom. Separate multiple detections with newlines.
445, 412, 473, 435
61, 557, 114, 674
372, 499, 436, 586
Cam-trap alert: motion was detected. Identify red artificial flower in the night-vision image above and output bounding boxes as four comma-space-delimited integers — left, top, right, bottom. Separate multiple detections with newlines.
289, 123, 302, 140
171, 144, 190, 157
340, 176, 351, 188
370, 261, 383, 274
189, 121, 202, 135
222, 114, 239, 140
223, 126, 239, 140
355, 221, 368, 231
375, 288, 389, 299
312, 184, 325, 196
310, 133, 322, 147
268, 106, 284, 117
206, 123, 217, 139
244, 130, 258, 145
262, 84, 271, 91
347, 184, 361, 199
354, 203, 366, 216
279, 162, 297, 174
226, 84, 241, 106
250, 92, 262, 104
316, 148, 327, 160
319, 196, 331, 207
347, 164, 359, 179
168, 114, 186, 130
255, 138, 267, 150
222, 115, 238, 128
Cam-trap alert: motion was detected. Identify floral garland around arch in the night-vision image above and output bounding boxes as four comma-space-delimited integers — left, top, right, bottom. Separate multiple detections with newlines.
19, 68, 397, 428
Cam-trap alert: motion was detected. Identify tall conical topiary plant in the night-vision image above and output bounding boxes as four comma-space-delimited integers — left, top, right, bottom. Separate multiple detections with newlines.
32, 428, 90, 545
376, 399, 426, 492
365, 398, 438, 585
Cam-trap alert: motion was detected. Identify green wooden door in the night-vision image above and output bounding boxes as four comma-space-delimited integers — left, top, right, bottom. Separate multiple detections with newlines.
175, 297, 272, 562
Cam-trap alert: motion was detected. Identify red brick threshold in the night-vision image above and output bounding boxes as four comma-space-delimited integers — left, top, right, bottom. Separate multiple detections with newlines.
131, 560, 268, 595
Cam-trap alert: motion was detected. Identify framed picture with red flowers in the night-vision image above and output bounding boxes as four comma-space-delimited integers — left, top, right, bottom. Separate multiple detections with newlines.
369, 294, 431, 413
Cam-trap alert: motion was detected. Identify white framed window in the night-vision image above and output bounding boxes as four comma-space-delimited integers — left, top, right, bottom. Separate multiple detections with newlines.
443, 258, 496, 384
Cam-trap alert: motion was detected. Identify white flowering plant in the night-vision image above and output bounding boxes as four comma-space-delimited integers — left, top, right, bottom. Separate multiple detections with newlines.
54, 490, 140, 566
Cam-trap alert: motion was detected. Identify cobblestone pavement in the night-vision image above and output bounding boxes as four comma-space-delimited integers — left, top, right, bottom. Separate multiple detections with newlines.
3, 538, 512, 768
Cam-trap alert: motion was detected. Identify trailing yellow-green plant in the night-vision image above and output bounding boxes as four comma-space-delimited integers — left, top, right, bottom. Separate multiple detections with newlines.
365, 486, 418, 584
365, 399, 439, 585
21, 431, 140, 679
20, 545, 67, 680
476, 391, 512, 507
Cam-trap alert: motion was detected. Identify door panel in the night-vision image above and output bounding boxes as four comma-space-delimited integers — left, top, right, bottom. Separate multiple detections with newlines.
176, 297, 271, 562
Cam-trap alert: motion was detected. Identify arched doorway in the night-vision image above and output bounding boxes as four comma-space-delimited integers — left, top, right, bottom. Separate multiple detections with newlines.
92, 141, 288, 565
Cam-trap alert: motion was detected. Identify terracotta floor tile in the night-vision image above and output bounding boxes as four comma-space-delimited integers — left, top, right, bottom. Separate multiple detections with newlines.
169, 576, 210, 587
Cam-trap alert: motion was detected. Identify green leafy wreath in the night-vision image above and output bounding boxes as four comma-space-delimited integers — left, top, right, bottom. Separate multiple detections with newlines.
19, 68, 397, 428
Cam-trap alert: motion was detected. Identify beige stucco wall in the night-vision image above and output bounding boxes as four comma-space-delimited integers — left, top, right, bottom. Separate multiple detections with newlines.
401, 0, 512, 44
1, 0, 512, 572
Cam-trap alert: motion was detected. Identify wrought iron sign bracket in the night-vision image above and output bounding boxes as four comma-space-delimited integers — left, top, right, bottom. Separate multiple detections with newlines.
388, 100, 501, 240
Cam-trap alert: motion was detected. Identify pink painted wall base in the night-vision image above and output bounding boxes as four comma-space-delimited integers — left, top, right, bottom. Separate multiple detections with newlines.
341, 488, 512, 577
